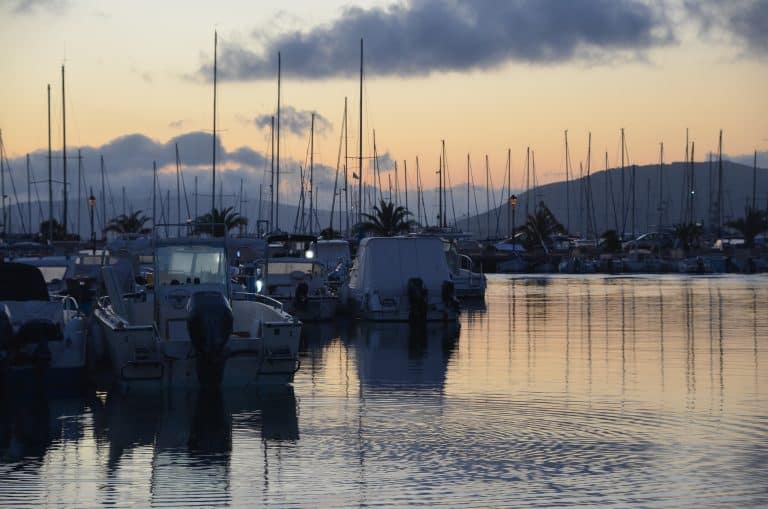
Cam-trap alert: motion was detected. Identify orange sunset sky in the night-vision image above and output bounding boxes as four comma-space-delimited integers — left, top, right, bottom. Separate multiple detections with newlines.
1, 0, 766, 204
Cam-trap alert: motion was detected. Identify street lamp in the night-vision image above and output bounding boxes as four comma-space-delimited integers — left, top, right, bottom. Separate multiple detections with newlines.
88, 188, 96, 255
509, 194, 518, 252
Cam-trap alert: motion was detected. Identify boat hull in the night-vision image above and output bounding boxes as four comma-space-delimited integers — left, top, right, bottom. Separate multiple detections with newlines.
94, 308, 301, 391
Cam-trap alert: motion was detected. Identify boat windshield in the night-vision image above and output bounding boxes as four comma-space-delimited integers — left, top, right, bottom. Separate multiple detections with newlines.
38, 266, 68, 283
267, 261, 324, 277
155, 244, 227, 286
443, 242, 459, 271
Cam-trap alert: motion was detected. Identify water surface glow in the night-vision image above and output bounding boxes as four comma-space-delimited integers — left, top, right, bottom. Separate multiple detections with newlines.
1, 275, 766, 507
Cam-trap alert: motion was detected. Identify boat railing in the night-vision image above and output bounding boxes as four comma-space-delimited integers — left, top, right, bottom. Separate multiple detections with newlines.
231, 291, 286, 313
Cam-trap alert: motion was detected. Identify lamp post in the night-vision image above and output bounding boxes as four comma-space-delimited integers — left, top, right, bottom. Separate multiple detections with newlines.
510, 194, 518, 252
88, 187, 96, 255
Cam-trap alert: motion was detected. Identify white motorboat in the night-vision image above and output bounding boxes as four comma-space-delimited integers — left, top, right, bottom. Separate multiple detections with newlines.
445, 243, 486, 299
0, 262, 87, 392
255, 257, 338, 321
346, 236, 460, 322
93, 237, 301, 390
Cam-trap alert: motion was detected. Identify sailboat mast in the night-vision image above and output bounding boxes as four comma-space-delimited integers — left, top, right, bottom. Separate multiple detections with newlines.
309, 112, 315, 234
152, 160, 157, 232
416, 157, 421, 225
587, 131, 592, 239
404, 160, 409, 217
77, 150, 82, 238
343, 97, 349, 237
358, 38, 363, 224
658, 142, 664, 233
689, 142, 695, 224
564, 130, 570, 232
752, 150, 757, 210
27, 155, 32, 236
717, 129, 723, 237
211, 31, 217, 220
276, 52, 281, 231
438, 153, 443, 227
0, 135, 5, 236
467, 154, 470, 230
620, 128, 625, 238
525, 147, 530, 218
269, 115, 274, 231
485, 154, 490, 239
62, 65, 67, 237
176, 143, 181, 235
47, 84, 53, 243
506, 148, 511, 237
100, 155, 106, 240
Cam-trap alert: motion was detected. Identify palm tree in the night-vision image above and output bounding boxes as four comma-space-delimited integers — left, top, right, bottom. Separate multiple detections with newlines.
192, 206, 247, 237
517, 202, 567, 253
600, 229, 621, 253
673, 222, 702, 252
319, 227, 341, 239
39, 219, 69, 241
104, 210, 152, 235
359, 200, 414, 236
727, 208, 767, 248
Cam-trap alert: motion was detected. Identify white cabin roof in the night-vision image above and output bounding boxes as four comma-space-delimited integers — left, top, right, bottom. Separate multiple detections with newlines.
350, 236, 451, 294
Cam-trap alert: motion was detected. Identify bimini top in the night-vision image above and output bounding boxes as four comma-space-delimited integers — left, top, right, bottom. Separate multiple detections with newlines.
349, 236, 451, 294
0, 262, 49, 301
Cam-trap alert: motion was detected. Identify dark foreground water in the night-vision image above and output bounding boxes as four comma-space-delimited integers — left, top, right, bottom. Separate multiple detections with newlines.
1, 275, 767, 508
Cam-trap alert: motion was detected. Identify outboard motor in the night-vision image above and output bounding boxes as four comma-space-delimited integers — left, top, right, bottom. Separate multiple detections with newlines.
294, 282, 309, 310
0, 307, 12, 387
14, 319, 58, 371
186, 291, 234, 389
407, 277, 428, 323
441, 280, 460, 313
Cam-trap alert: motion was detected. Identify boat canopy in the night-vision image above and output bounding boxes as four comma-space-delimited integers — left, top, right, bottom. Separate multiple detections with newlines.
351, 237, 451, 294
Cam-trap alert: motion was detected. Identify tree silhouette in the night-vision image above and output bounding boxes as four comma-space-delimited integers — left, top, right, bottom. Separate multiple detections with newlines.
600, 230, 621, 253
727, 208, 767, 248
192, 207, 247, 237
104, 210, 152, 235
359, 200, 414, 236
673, 222, 702, 253
39, 219, 71, 241
516, 202, 567, 253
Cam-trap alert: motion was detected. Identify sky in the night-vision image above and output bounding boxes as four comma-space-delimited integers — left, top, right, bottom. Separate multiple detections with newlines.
1, 0, 767, 227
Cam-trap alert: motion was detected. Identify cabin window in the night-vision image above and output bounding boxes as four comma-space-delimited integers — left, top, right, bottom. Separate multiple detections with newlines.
156, 245, 227, 286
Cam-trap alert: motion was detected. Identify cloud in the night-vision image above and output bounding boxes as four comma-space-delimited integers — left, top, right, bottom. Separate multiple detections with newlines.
9, 0, 68, 15
685, 0, 768, 57
198, 0, 674, 81
168, 119, 185, 129
371, 152, 396, 173
253, 105, 333, 137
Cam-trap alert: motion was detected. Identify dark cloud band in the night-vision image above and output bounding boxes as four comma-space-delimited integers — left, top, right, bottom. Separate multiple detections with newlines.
199, 0, 674, 81
254, 106, 333, 137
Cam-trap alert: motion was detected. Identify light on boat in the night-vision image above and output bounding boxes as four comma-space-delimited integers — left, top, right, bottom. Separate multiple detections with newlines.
305, 249, 315, 259
256, 279, 263, 293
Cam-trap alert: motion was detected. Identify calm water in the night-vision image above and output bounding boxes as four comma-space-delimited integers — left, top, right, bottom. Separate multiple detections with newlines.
1, 275, 767, 508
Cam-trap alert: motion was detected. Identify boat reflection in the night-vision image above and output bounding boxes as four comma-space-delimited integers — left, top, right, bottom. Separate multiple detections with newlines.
352, 321, 459, 390
0, 392, 88, 463
91, 387, 298, 506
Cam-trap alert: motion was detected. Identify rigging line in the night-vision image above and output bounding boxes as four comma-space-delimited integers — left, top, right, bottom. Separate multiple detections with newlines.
1, 151, 28, 234
29, 160, 47, 222
102, 158, 118, 220
470, 164, 482, 235
329, 103, 346, 232
446, 161, 458, 227
176, 145, 192, 220
416, 157, 429, 228
494, 153, 511, 237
